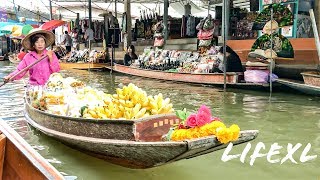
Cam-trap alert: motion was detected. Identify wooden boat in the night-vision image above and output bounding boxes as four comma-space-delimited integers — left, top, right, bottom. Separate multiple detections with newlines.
108, 64, 241, 84
24, 97, 259, 169
301, 72, 320, 87
106, 64, 278, 91
0, 120, 63, 179
60, 62, 109, 70
276, 78, 320, 95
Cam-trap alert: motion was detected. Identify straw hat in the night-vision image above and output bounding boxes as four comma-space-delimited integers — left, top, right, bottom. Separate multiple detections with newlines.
263, 20, 279, 35
22, 28, 55, 51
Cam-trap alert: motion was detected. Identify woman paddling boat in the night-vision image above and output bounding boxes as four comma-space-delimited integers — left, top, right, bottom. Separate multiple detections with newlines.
3, 29, 60, 86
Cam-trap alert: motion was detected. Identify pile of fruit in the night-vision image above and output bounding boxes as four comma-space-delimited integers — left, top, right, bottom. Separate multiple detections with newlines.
28, 73, 174, 120
82, 83, 174, 119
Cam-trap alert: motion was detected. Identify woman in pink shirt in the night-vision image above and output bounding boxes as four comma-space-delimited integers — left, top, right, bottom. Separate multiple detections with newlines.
4, 29, 60, 86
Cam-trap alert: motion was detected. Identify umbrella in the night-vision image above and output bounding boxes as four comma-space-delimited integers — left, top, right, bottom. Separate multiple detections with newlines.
252, 3, 294, 30
11, 24, 34, 37
40, 20, 66, 31
0, 25, 22, 32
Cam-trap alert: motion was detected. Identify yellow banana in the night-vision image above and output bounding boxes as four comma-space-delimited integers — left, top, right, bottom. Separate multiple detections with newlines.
133, 108, 146, 119
89, 110, 99, 119
151, 109, 158, 115
125, 100, 134, 108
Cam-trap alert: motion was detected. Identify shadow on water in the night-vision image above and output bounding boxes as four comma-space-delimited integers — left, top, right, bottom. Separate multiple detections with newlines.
0, 61, 320, 179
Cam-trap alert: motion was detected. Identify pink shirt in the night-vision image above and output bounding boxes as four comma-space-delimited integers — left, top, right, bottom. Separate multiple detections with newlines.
9, 49, 60, 85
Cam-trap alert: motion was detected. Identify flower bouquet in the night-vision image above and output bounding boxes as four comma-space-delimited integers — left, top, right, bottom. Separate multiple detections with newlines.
164, 105, 240, 144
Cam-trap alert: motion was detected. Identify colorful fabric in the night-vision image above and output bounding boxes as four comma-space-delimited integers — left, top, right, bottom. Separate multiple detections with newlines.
9, 49, 60, 85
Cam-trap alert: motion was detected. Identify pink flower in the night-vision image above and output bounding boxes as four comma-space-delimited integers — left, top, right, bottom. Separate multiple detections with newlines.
196, 111, 212, 127
186, 114, 197, 128
198, 105, 212, 117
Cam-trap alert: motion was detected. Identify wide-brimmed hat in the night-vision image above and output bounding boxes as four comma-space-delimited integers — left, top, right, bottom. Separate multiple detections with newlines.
22, 28, 55, 51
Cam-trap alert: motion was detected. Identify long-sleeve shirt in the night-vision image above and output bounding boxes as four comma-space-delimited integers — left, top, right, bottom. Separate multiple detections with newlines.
9, 49, 60, 85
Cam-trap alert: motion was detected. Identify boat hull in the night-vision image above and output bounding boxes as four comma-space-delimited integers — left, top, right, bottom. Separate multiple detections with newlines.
109, 64, 240, 84
60, 62, 109, 70
276, 79, 320, 95
0, 120, 63, 179
24, 99, 259, 169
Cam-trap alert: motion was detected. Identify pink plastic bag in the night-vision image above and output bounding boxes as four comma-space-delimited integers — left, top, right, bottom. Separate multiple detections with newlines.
244, 70, 269, 83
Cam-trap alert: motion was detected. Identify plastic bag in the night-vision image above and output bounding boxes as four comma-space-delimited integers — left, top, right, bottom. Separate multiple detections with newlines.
154, 37, 164, 47
244, 70, 278, 83
244, 70, 269, 83
197, 29, 214, 40
198, 39, 212, 47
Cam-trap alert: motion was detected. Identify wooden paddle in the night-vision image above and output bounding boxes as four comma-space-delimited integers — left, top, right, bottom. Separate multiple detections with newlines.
0, 55, 48, 88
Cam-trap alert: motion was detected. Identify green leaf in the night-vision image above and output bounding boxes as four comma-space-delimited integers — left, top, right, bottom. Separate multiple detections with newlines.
80, 106, 88, 116
175, 110, 187, 121
185, 111, 192, 119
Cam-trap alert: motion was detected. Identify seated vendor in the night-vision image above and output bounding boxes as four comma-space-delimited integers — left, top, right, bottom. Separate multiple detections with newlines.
213, 46, 243, 73
124, 45, 138, 66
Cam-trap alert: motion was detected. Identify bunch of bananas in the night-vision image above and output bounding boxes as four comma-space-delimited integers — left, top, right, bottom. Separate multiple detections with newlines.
81, 83, 174, 120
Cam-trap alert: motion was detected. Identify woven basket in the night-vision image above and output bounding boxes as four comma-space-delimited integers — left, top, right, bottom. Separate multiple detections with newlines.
301, 71, 320, 87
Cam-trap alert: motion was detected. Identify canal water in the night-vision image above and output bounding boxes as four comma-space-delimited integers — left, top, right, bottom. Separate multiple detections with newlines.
0, 61, 319, 180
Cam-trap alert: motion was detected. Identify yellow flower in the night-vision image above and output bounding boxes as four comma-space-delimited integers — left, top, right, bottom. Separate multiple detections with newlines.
216, 127, 233, 144
203, 121, 226, 135
198, 126, 210, 137
230, 124, 240, 141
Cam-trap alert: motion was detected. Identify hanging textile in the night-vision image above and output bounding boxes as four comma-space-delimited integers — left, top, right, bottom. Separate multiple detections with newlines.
121, 12, 127, 33
186, 15, 196, 37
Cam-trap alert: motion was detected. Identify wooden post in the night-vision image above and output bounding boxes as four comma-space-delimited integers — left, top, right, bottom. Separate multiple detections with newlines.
315, 0, 320, 36
49, 0, 53, 20
124, 0, 132, 49
223, 0, 229, 90
309, 9, 320, 65
163, 0, 169, 40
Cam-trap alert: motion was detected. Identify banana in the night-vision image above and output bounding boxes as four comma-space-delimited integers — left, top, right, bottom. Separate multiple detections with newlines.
89, 110, 99, 119
125, 100, 134, 108
149, 101, 158, 110
133, 108, 146, 119
151, 109, 158, 115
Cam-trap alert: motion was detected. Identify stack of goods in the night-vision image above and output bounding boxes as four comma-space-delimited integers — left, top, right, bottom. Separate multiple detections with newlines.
163, 105, 240, 144
196, 14, 218, 50
27, 73, 174, 120
88, 50, 107, 63
153, 21, 165, 48
134, 47, 221, 73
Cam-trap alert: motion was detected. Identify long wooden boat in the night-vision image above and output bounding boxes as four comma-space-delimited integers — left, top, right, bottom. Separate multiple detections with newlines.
276, 78, 320, 95
109, 64, 240, 84
24, 97, 259, 169
0, 120, 63, 179
107, 64, 278, 91
301, 72, 320, 87
60, 62, 109, 70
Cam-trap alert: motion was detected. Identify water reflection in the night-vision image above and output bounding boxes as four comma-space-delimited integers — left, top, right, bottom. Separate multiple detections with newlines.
0, 62, 320, 179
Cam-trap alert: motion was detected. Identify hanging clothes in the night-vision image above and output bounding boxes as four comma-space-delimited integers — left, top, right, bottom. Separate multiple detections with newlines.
181, 15, 187, 38
186, 15, 196, 37
121, 12, 127, 33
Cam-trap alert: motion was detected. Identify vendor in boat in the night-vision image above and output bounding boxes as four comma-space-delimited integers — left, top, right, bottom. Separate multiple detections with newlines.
124, 45, 138, 66
213, 46, 243, 73
3, 29, 60, 86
